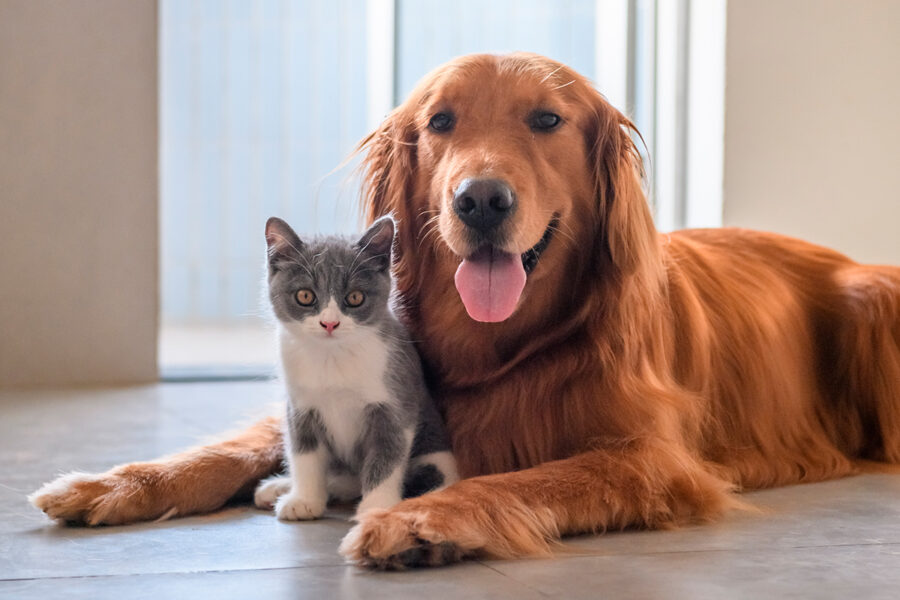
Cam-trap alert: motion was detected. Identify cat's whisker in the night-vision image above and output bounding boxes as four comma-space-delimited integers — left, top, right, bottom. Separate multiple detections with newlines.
278, 257, 314, 279
348, 253, 388, 279
269, 234, 318, 279
348, 231, 385, 275
371, 332, 418, 345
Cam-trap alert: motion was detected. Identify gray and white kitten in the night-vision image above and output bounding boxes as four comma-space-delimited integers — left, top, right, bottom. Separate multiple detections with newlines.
254, 216, 459, 520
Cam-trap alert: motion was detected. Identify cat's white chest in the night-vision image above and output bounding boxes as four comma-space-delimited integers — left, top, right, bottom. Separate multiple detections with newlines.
279, 326, 390, 396
279, 325, 392, 458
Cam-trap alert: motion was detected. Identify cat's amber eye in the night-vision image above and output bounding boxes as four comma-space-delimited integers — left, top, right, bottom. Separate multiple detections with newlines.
345, 291, 365, 307
295, 289, 316, 306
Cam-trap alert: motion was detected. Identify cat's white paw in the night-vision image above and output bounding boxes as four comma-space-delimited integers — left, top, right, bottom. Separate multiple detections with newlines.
276, 491, 326, 521
355, 488, 402, 518
254, 475, 291, 510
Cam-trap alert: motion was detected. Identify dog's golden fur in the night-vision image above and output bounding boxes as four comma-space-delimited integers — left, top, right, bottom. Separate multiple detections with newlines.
31, 53, 900, 568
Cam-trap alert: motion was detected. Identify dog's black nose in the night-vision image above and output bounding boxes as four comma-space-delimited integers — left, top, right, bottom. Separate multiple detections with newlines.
453, 178, 516, 233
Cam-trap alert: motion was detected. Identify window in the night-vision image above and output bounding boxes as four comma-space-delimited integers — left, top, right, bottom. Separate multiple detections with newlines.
159, 1, 371, 375
159, 0, 724, 375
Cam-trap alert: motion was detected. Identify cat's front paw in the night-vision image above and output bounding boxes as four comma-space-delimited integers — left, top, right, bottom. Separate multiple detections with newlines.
254, 475, 291, 510
355, 489, 402, 518
275, 491, 326, 521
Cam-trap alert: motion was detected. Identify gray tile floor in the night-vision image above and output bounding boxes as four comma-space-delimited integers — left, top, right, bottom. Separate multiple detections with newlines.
2, 381, 900, 599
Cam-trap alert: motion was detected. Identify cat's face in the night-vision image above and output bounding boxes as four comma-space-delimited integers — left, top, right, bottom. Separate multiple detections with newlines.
265, 217, 395, 341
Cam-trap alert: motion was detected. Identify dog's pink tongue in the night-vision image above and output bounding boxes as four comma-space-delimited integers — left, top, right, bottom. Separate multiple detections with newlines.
454, 247, 526, 322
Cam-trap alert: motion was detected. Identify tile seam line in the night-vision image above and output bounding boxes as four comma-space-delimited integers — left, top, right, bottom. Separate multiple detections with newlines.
4, 540, 900, 583
477, 559, 552, 598
0, 562, 353, 583
540, 539, 900, 560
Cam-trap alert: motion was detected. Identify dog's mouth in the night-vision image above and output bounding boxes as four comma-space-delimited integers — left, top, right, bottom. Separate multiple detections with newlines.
521, 217, 558, 275
454, 217, 558, 323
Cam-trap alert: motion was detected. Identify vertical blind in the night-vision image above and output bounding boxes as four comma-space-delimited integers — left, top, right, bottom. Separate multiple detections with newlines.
161, 0, 670, 326
161, 0, 369, 323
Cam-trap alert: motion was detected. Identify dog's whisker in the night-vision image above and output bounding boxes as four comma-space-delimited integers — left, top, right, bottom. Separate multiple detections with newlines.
416, 214, 444, 251
418, 223, 444, 252
548, 225, 577, 249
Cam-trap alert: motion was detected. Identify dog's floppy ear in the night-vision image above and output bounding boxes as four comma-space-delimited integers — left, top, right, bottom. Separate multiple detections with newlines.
584, 93, 660, 278
360, 108, 417, 222
358, 106, 418, 288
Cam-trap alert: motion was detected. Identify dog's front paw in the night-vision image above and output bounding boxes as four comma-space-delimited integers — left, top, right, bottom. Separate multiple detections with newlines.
275, 491, 326, 521
29, 470, 170, 526
30, 472, 112, 524
339, 480, 557, 569
339, 499, 472, 569
254, 475, 291, 510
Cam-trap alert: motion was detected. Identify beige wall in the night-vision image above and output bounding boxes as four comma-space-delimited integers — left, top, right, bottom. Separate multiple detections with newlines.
0, 1, 158, 387
723, 0, 900, 265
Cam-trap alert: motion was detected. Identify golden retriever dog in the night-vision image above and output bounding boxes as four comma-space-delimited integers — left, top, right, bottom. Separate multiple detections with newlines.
31, 53, 900, 568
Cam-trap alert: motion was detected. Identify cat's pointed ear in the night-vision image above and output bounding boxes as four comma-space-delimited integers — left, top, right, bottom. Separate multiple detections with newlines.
354, 215, 395, 272
265, 217, 304, 271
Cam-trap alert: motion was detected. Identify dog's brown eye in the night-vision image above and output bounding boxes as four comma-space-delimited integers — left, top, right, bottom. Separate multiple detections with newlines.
429, 112, 455, 132
530, 111, 562, 131
295, 289, 316, 306
345, 291, 365, 307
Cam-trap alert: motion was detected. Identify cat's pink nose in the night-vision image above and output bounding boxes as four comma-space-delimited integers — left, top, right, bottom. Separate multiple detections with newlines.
319, 321, 340, 335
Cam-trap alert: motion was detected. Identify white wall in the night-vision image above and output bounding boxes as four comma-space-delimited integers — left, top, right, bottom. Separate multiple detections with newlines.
722, 0, 900, 265
0, 1, 158, 387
